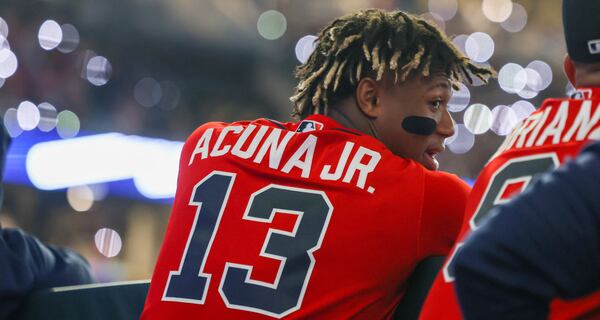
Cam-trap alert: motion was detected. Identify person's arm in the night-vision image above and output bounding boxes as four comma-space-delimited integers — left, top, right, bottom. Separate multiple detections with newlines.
393, 256, 445, 319
418, 171, 470, 258
0, 228, 94, 318
392, 172, 469, 319
453, 142, 600, 319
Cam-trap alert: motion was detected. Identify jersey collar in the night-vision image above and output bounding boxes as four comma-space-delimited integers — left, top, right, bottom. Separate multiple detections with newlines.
572, 87, 600, 100
299, 114, 365, 136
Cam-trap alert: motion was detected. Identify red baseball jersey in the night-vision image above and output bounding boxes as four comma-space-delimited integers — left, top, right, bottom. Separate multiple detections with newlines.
420, 87, 600, 320
141, 114, 469, 319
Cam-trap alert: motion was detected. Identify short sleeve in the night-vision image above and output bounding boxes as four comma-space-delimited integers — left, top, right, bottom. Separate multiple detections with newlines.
417, 172, 470, 259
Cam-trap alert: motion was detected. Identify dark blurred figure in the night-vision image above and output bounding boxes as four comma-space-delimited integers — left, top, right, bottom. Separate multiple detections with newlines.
0, 123, 93, 319
454, 142, 600, 319
450, 1, 600, 319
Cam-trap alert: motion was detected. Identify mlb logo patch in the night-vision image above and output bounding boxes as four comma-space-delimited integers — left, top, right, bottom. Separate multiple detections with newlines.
296, 120, 324, 133
589, 39, 600, 55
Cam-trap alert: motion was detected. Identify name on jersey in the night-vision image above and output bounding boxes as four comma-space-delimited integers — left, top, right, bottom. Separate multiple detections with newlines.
187, 124, 381, 193
496, 100, 600, 155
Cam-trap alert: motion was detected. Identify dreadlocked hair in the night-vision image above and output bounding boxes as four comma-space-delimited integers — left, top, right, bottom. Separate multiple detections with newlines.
290, 9, 495, 118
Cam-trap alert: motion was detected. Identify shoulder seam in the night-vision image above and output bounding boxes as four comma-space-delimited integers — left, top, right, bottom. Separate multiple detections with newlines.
330, 128, 362, 136
265, 119, 286, 130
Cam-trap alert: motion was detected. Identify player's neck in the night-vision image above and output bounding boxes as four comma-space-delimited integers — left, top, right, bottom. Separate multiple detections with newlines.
575, 66, 600, 88
327, 100, 374, 137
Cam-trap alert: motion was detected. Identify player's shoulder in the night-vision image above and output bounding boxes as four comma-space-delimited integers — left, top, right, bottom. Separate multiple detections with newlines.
423, 170, 471, 216
538, 94, 598, 112
423, 169, 470, 192
185, 118, 288, 142
186, 121, 227, 141
571, 140, 600, 173
583, 139, 600, 155
530, 96, 569, 118
539, 94, 575, 106
539, 96, 568, 107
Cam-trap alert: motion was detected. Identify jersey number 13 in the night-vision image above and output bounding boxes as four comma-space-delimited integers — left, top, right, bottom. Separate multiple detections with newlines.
162, 171, 333, 318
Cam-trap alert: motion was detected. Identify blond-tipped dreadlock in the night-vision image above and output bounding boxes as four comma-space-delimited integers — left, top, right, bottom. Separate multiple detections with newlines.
290, 9, 495, 118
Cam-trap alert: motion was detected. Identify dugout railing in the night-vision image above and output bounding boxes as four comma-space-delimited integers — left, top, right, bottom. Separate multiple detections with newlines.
15, 256, 444, 319
16, 280, 149, 320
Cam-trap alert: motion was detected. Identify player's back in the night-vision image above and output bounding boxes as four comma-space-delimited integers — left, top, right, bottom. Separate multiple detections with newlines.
142, 115, 469, 319
420, 87, 600, 320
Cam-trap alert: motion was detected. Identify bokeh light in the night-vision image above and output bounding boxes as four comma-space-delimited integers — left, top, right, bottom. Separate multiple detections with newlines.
452, 34, 468, 55
94, 228, 123, 258
491, 105, 519, 136
38, 20, 63, 50
514, 68, 542, 99
3, 108, 22, 137
17, 101, 41, 131
134, 77, 162, 107
447, 124, 475, 154
79, 50, 96, 79
516, 88, 537, 100
428, 0, 458, 21
295, 35, 317, 64
86, 55, 112, 86
448, 83, 471, 112
482, 0, 513, 23
500, 2, 528, 33
67, 185, 94, 212
527, 60, 553, 91
498, 63, 526, 94
0, 48, 18, 78
0, 17, 8, 38
157, 81, 181, 110
257, 10, 287, 40
89, 183, 109, 201
522, 68, 543, 91
0, 77, 5, 89
0, 35, 9, 50
511, 100, 536, 120
58, 23, 80, 54
133, 141, 182, 199
463, 103, 492, 134
38, 102, 58, 132
465, 32, 495, 63
56, 110, 80, 138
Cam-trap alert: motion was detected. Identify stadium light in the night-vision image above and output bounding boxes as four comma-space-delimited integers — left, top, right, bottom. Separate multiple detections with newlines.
26, 133, 183, 198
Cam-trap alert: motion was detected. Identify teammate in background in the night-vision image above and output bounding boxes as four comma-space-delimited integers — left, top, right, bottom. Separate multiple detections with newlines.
0, 123, 94, 319
452, 1, 600, 318
419, 0, 600, 319
454, 138, 600, 319
142, 9, 492, 319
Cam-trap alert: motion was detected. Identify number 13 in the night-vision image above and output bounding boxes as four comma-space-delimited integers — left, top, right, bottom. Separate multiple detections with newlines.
162, 171, 333, 318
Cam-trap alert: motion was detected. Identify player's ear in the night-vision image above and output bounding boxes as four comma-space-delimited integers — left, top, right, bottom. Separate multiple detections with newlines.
355, 77, 382, 118
563, 54, 577, 87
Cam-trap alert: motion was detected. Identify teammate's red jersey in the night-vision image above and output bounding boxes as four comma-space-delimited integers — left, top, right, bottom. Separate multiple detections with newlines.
420, 87, 600, 320
141, 114, 469, 319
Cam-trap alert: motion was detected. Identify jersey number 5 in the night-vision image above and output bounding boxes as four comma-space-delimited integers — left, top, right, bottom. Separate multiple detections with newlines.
162, 171, 333, 318
443, 153, 559, 282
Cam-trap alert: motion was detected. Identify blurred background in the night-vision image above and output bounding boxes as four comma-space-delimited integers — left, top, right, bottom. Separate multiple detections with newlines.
0, 0, 568, 282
